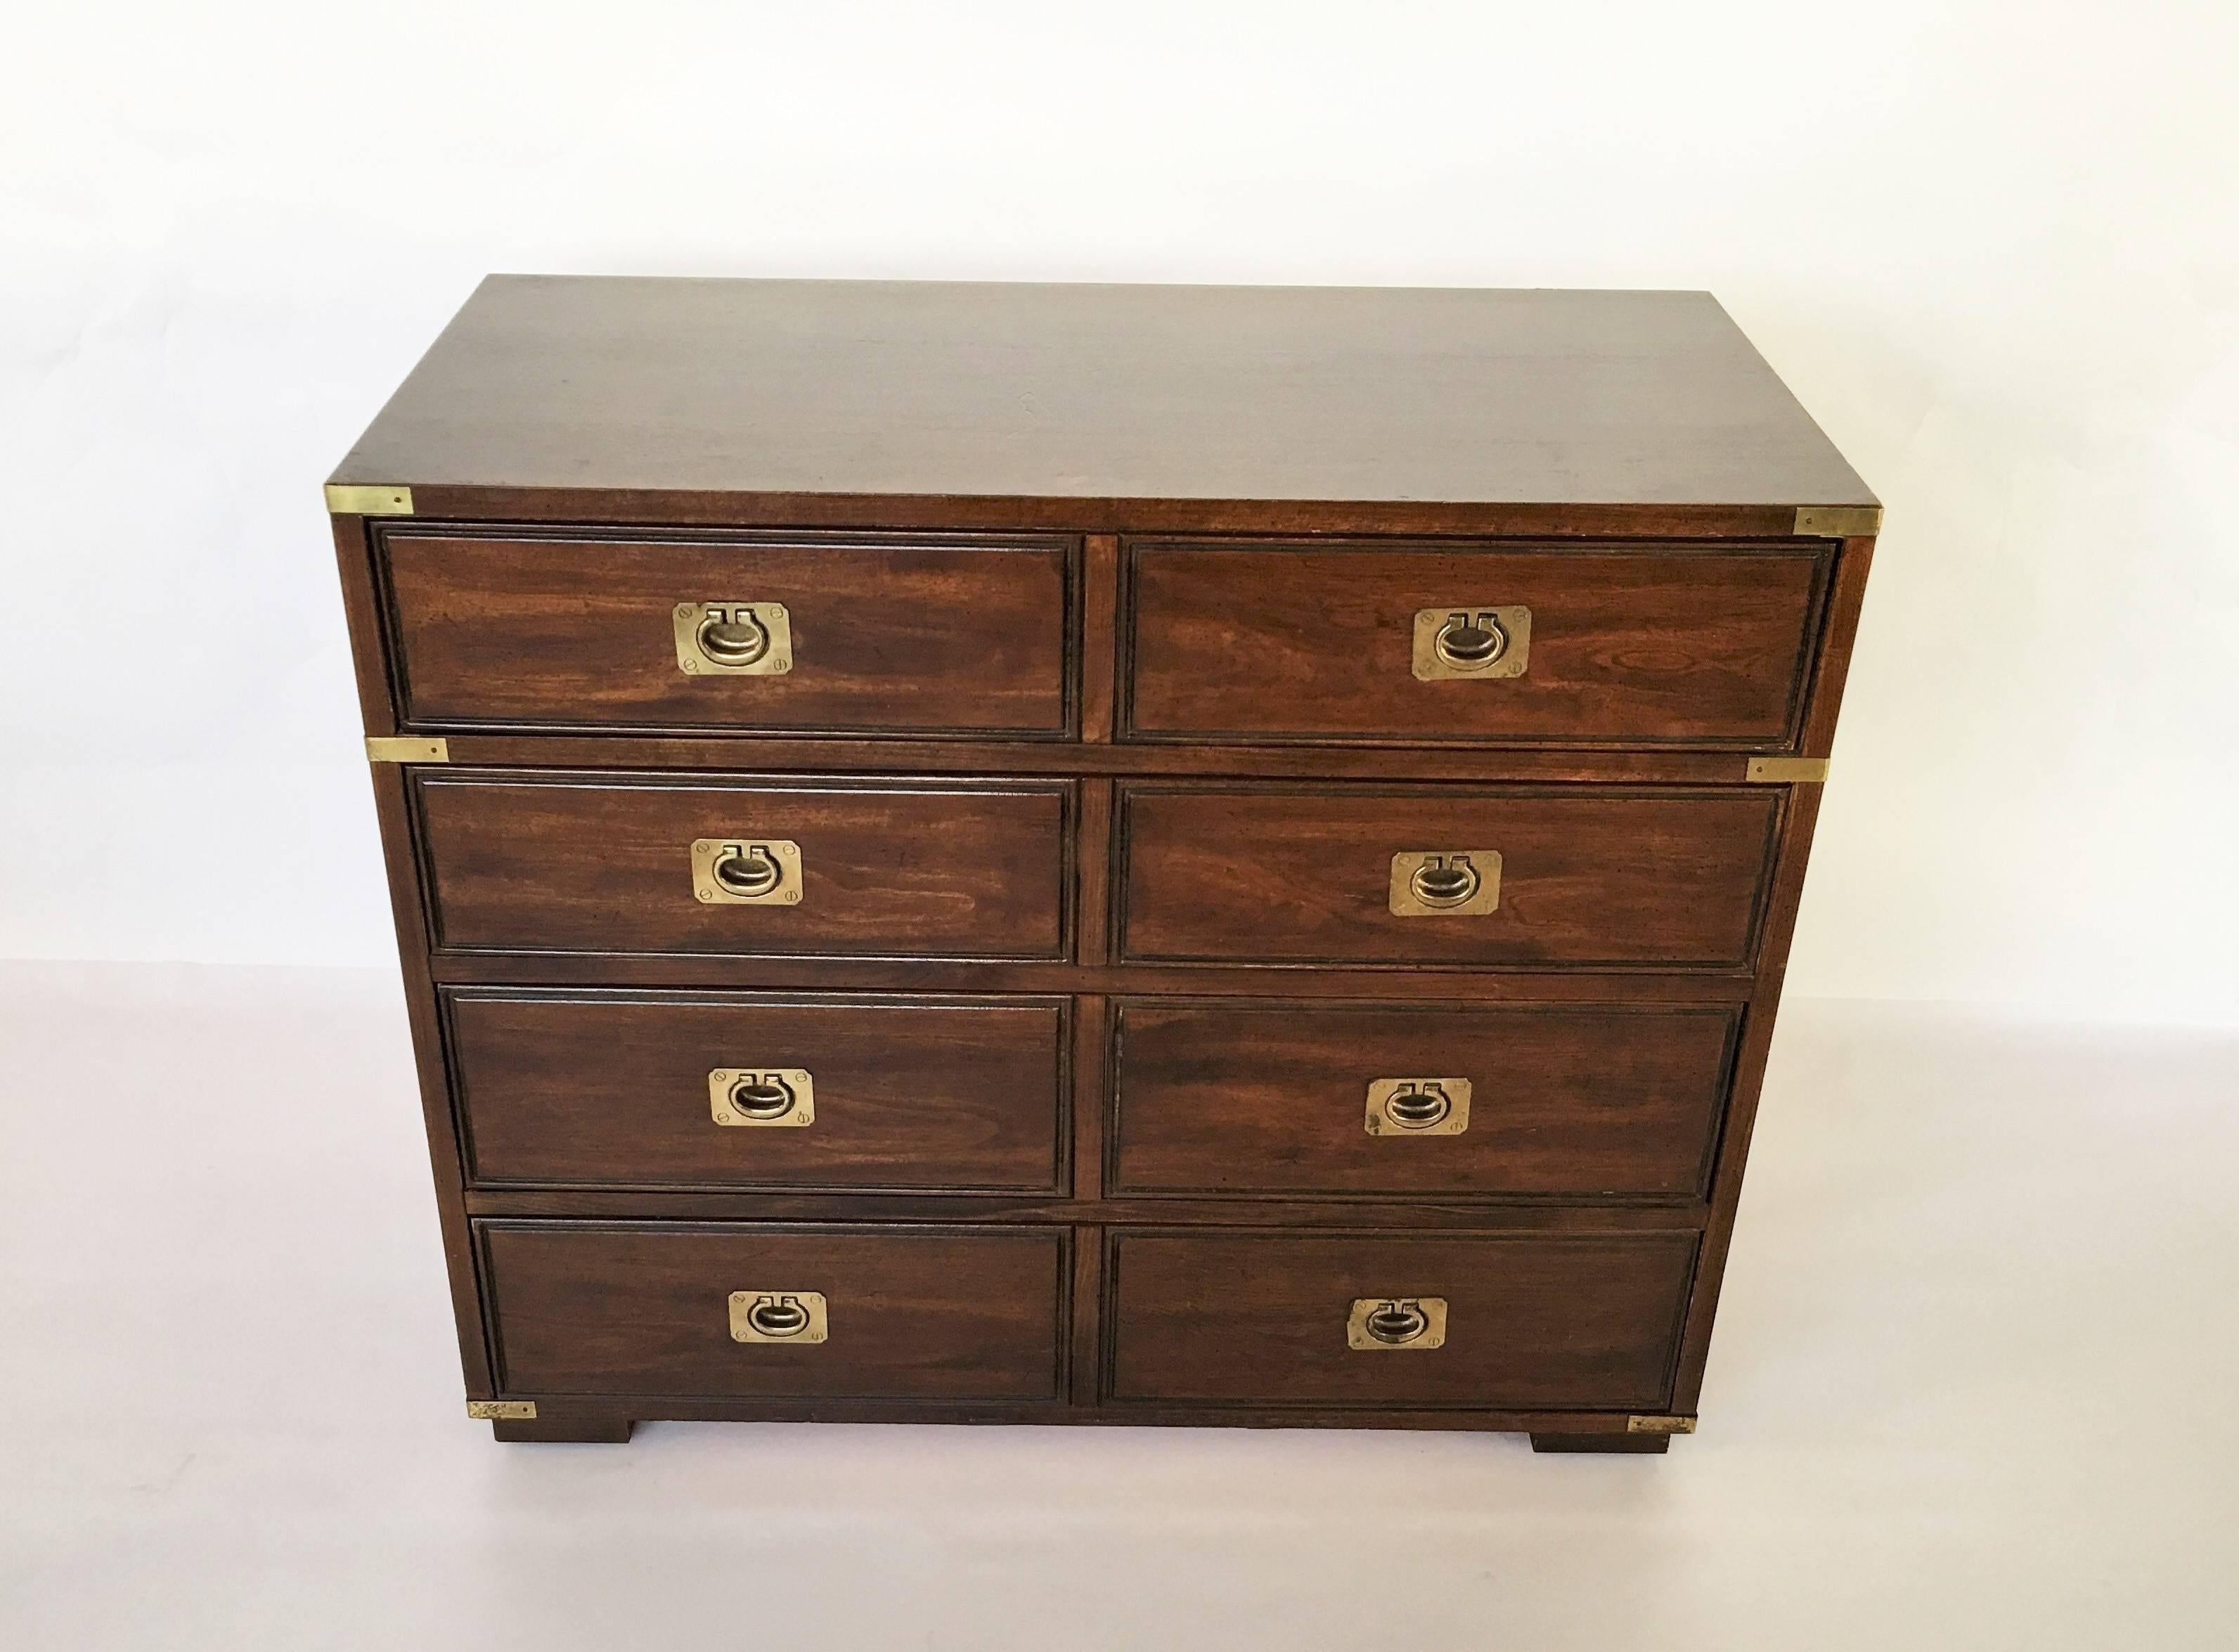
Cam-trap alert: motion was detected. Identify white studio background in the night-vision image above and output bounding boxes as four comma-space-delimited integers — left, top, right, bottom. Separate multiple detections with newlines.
2, 0, 2233, 1026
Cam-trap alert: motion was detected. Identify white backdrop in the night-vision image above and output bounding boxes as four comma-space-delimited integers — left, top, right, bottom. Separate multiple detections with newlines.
4, 1, 2233, 1025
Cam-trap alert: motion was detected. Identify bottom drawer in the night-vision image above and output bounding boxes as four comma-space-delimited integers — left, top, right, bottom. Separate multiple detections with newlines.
482, 1222, 1067, 1402
1106, 1230, 1697, 1409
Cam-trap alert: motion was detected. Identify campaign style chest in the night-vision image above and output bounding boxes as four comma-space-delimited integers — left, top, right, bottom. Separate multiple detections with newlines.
329, 276, 1876, 1451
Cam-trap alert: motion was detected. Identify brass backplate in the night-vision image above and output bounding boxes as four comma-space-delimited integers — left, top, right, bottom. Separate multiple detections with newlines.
674, 601, 793, 676
1627, 1414, 1698, 1435
365, 735, 449, 764
1793, 505, 1880, 538
1745, 756, 1831, 784
325, 484, 413, 516
466, 1400, 536, 1420
709, 1067, 815, 1128
691, 839, 802, 905
729, 1290, 830, 1345
1388, 850, 1502, 917
1346, 1296, 1450, 1351
1364, 1077, 1473, 1137
1412, 605, 1532, 680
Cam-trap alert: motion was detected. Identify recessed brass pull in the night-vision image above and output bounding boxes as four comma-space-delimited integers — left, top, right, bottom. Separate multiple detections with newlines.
1364, 1077, 1473, 1136
1413, 605, 1530, 680
729, 1290, 829, 1344
1388, 850, 1502, 916
709, 1067, 815, 1128
1346, 1296, 1448, 1350
691, 839, 801, 905
675, 601, 792, 676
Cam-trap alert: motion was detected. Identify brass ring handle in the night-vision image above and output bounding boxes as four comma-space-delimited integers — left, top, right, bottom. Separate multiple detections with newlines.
1433, 612, 1509, 671
711, 844, 783, 898
695, 609, 771, 667
744, 1296, 812, 1338
727, 1074, 796, 1120
1362, 1300, 1430, 1346
1383, 1084, 1452, 1129
1409, 860, 1480, 908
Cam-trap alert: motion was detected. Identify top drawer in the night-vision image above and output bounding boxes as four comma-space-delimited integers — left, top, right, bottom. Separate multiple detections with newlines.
1122, 539, 1831, 747
379, 528, 1073, 737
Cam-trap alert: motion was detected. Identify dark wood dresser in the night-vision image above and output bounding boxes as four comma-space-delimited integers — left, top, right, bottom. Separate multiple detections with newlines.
329, 276, 1876, 1452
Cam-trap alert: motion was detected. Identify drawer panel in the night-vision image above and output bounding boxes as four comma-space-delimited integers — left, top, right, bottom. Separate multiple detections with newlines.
483, 1222, 1066, 1401
450, 990, 1066, 1192
1115, 784, 1779, 968
1111, 1001, 1736, 1198
382, 529, 1073, 736
1123, 539, 1828, 746
415, 771, 1071, 960
1106, 1230, 1696, 1408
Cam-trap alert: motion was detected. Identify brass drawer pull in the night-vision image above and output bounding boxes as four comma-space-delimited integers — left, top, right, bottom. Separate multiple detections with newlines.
1346, 1296, 1449, 1350
1388, 850, 1502, 917
730, 1289, 829, 1344
675, 601, 793, 676
714, 844, 781, 896
1364, 1077, 1473, 1135
709, 1066, 815, 1127
691, 839, 801, 905
1436, 613, 1506, 669
698, 609, 770, 666
1412, 859, 1478, 906
1412, 605, 1530, 680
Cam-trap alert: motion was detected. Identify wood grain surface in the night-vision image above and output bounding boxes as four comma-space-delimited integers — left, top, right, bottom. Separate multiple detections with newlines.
1124, 539, 1829, 746
482, 1221, 1067, 1401
414, 770, 1073, 960
1109, 1000, 1738, 1198
1105, 1229, 1696, 1408
447, 988, 1067, 1192
383, 527, 1073, 737
1116, 783, 1781, 967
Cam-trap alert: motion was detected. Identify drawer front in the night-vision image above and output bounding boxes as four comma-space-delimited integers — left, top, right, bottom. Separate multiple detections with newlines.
1106, 1231, 1696, 1408
1111, 1002, 1736, 1199
415, 771, 1071, 959
1115, 784, 1779, 967
1123, 539, 1828, 746
450, 990, 1067, 1192
483, 1222, 1066, 1401
381, 529, 1072, 736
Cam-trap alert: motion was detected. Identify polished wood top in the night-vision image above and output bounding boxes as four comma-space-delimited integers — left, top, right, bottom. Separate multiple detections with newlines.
333, 276, 1873, 511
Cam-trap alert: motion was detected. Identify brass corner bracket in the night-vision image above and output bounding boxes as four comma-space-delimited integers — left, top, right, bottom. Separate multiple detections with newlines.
467, 1400, 536, 1421
325, 484, 415, 516
366, 736, 449, 764
1793, 505, 1880, 538
1745, 756, 1831, 785
1626, 1414, 1697, 1435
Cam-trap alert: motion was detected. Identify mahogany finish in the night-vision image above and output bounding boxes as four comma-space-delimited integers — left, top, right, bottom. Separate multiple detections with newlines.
1104, 1230, 1697, 1408
413, 770, 1073, 960
1125, 539, 1829, 747
1114, 784, 1781, 967
446, 988, 1068, 1192
1109, 1000, 1738, 1199
481, 1222, 1067, 1401
383, 527, 1073, 737
331, 276, 1877, 1452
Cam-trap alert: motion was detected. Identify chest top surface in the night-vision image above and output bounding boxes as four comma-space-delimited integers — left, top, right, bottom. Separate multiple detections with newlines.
330, 276, 1874, 512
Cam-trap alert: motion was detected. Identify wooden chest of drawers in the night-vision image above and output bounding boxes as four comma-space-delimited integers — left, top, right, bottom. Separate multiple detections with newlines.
330, 276, 1876, 1452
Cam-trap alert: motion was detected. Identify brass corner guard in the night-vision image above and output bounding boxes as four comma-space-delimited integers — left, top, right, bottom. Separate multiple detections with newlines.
1745, 756, 1830, 784
366, 736, 449, 764
1627, 1414, 1697, 1435
1793, 505, 1880, 537
467, 1400, 537, 1421
325, 484, 415, 516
